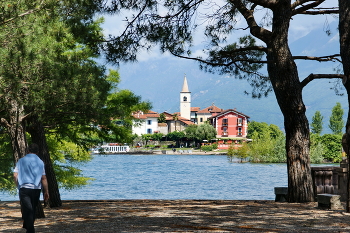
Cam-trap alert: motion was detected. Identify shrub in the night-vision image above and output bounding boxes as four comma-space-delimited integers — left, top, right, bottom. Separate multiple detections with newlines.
201, 145, 213, 152
310, 142, 325, 164
320, 134, 342, 162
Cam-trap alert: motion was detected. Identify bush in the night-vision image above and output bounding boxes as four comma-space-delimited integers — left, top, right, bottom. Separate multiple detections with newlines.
248, 134, 286, 163
201, 145, 213, 152
212, 143, 218, 150
310, 142, 325, 164
320, 134, 342, 162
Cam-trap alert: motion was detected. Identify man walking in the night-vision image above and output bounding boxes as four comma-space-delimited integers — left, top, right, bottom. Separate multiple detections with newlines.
13, 143, 49, 233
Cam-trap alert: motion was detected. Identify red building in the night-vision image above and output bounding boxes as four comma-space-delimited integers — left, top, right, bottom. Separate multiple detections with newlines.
208, 109, 250, 149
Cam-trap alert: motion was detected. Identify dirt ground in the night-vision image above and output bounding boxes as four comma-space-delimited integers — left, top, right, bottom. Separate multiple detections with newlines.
1, 200, 350, 232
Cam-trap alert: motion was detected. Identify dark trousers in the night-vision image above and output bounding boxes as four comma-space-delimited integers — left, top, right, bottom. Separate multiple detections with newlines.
19, 188, 41, 233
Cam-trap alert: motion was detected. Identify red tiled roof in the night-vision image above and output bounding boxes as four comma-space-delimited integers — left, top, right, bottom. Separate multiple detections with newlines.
191, 107, 200, 112
132, 110, 160, 119
197, 105, 224, 114
160, 111, 194, 125
208, 109, 250, 119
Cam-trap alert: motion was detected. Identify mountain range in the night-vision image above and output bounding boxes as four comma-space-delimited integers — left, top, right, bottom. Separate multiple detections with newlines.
116, 21, 347, 134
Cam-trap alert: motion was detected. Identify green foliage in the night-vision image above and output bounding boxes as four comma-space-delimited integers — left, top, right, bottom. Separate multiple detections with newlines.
247, 121, 282, 140
310, 142, 325, 164
320, 134, 342, 162
201, 145, 213, 152
228, 143, 250, 162
184, 124, 198, 141
311, 111, 324, 135
47, 135, 94, 190
329, 102, 344, 135
151, 132, 164, 141
212, 143, 218, 150
196, 123, 217, 141
0, 2, 151, 195
167, 131, 185, 142
247, 121, 286, 163
0, 133, 16, 194
158, 113, 166, 123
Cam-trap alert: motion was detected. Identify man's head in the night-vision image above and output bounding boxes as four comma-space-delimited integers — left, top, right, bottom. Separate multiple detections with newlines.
28, 143, 39, 154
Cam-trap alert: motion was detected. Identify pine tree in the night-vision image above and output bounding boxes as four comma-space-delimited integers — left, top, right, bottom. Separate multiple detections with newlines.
311, 111, 324, 135
329, 102, 344, 135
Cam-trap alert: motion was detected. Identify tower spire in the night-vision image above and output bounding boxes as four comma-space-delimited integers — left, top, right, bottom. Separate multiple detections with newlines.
181, 75, 189, 93
180, 74, 191, 120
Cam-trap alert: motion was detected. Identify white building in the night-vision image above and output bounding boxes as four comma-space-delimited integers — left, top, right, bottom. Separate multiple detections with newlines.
180, 75, 191, 120
132, 110, 160, 136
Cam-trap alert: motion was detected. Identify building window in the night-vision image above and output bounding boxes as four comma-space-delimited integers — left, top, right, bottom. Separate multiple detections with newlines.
200, 118, 203, 122
147, 129, 152, 134
222, 127, 228, 136
238, 127, 242, 136
223, 118, 228, 126
237, 118, 243, 126
183, 96, 187, 101
147, 120, 152, 125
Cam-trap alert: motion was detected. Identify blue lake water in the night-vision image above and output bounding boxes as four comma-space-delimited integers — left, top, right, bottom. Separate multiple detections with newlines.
0, 154, 288, 201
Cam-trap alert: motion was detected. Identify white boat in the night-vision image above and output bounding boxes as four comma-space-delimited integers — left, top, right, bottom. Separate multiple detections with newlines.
92, 143, 130, 154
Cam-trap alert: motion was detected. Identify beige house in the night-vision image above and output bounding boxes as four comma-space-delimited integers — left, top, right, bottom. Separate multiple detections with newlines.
195, 104, 224, 125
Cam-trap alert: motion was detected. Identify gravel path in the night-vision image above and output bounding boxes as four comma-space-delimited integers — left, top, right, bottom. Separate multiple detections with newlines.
1, 200, 350, 232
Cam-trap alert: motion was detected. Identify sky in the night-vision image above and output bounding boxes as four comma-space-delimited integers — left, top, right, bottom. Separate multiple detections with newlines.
100, 0, 339, 63
97, 1, 343, 128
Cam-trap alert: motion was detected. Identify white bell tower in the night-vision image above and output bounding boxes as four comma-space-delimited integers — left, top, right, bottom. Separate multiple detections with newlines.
180, 75, 191, 120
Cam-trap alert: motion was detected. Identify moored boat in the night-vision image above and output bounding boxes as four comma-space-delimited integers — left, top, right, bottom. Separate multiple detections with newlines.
92, 143, 130, 154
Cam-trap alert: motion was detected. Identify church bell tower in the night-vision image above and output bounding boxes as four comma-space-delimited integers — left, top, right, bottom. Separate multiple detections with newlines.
180, 75, 191, 120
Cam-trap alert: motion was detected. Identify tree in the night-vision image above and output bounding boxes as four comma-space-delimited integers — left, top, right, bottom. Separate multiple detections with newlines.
248, 124, 286, 163
311, 111, 324, 135
158, 113, 166, 123
196, 123, 217, 142
247, 121, 270, 139
339, 0, 350, 212
0, 0, 151, 209
166, 131, 185, 147
172, 114, 179, 131
329, 102, 344, 135
184, 124, 199, 145
100, 1, 344, 202
247, 121, 283, 140
320, 134, 342, 162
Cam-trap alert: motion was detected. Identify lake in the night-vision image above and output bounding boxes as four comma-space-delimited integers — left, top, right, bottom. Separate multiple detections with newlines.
0, 154, 288, 201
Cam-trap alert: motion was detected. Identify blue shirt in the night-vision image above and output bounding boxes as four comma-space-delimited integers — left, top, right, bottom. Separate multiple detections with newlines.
14, 154, 45, 189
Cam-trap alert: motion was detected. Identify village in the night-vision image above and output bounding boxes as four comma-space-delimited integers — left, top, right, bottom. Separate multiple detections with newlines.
131, 76, 251, 150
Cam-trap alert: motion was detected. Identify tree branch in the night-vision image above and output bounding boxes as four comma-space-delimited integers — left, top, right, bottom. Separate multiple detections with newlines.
248, 0, 277, 8
301, 73, 346, 88
299, 9, 339, 15
220, 46, 268, 54
293, 54, 341, 62
292, 0, 326, 16
169, 51, 268, 66
0, 0, 46, 26
229, 0, 272, 42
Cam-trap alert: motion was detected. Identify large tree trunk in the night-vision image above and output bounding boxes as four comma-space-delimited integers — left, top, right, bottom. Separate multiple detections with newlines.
0, 100, 46, 217
266, 2, 314, 202
339, 0, 350, 212
27, 115, 62, 207
0, 99, 28, 163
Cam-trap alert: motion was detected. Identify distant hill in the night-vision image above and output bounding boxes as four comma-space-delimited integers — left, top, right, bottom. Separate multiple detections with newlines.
117, 21, 347, 134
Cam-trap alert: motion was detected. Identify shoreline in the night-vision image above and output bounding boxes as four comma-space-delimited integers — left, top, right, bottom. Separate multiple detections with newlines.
94, 149, 228, 155
1, 199, 350, 232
